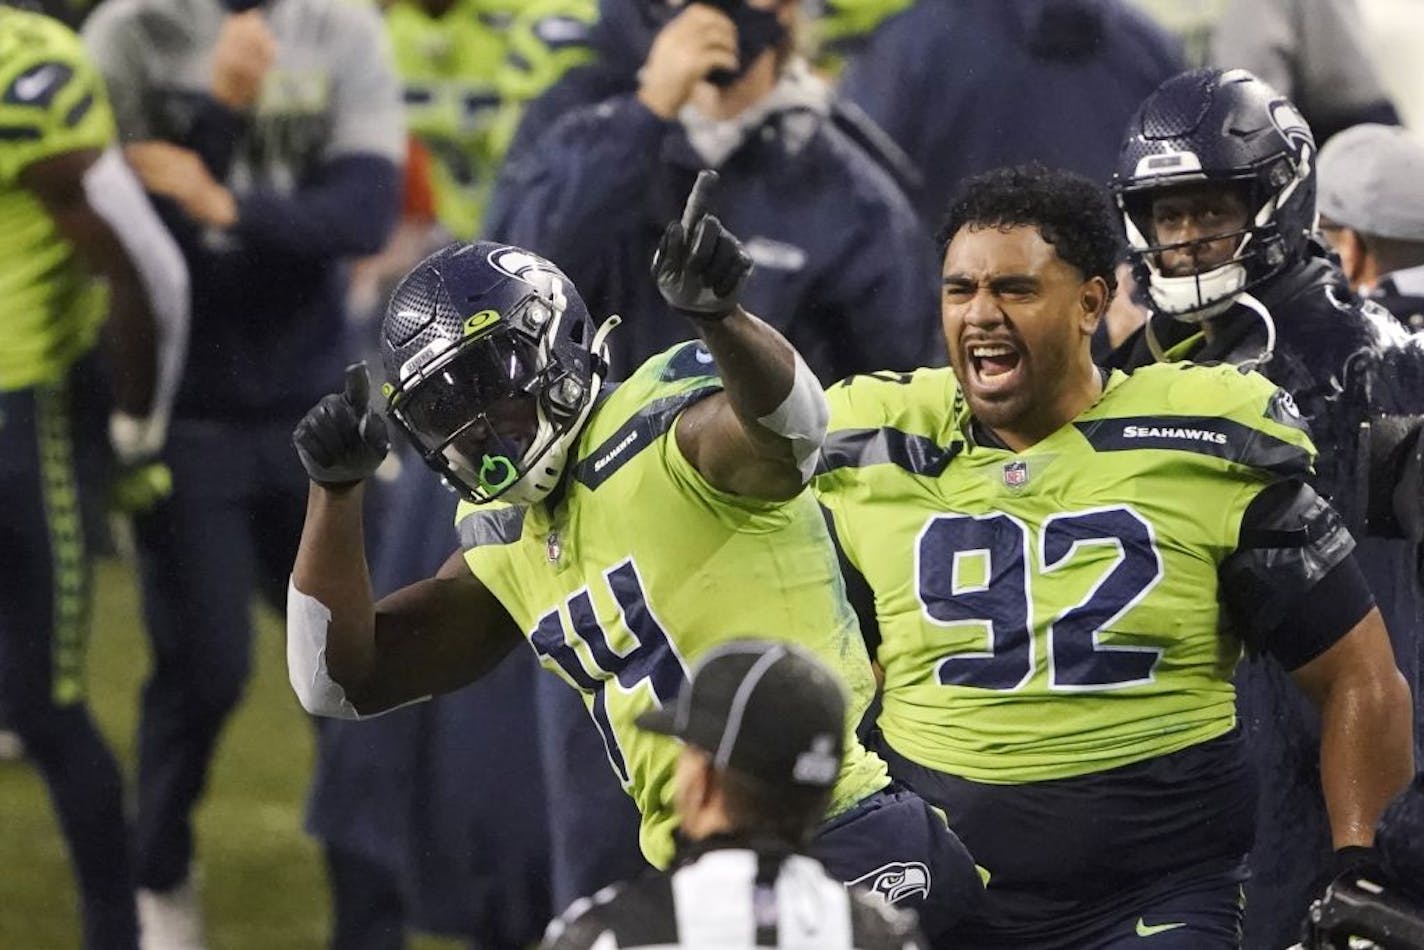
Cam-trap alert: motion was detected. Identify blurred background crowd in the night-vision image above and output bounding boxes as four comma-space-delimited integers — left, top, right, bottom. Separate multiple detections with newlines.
1, 0, 1423, 948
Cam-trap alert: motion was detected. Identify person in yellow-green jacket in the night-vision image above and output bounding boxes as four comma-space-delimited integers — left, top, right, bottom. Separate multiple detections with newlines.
0, 5, 188, 948
384, 0, 597, 241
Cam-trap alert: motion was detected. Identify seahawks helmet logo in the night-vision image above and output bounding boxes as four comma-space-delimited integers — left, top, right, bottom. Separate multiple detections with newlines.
1268, 98, 1313, 152
487, 247, 570, 319
489, 248, 563, 293
850, 862, 931, 905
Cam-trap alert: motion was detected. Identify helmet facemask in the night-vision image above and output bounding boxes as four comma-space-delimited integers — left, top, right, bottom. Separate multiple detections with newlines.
1112, 69, 1318, 323
382, 244, 617, 507
1120, 177, 1251, 321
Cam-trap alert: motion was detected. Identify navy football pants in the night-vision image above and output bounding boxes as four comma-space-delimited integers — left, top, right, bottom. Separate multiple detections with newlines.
0, 358, 138, 949
879, 738, 1250, 949
814, 784, 985, 947
131, 416, 308, 890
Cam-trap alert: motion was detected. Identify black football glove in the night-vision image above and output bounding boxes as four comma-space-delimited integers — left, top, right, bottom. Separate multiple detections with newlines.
292, 362, 390, 489
1309, 846, 1387, 911
652, 169, 753, 319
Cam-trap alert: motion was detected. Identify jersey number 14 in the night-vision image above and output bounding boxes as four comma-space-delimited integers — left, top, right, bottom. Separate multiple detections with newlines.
528, 559, 687, 785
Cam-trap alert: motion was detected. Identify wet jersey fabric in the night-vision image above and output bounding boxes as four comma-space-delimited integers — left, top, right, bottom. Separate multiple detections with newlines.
1103, 250, 1424, 946
814, 361, 1316, 784
457, 341, 888, 866
0, 6, 114, 391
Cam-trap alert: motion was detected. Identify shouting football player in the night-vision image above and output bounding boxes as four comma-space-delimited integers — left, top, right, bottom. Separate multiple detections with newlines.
811, 163, 1412, 948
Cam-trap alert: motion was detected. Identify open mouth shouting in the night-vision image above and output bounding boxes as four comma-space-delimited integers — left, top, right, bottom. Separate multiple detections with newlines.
965, 338, 1024, 397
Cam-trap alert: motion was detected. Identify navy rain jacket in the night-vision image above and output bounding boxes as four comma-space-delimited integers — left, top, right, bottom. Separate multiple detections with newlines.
1106, 245, 1424, 948
487, 68, 940, 384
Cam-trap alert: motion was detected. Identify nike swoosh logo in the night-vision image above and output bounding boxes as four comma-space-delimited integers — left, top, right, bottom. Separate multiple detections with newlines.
1135, 919, 1187, 937
14, 65, 59, 101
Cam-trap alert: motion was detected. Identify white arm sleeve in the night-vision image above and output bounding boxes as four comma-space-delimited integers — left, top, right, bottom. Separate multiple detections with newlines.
84, 145, 189, 459
286, 578, 428, 720
755, 352, 830, 482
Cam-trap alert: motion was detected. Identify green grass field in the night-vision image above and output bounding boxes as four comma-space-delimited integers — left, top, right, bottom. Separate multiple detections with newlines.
0, 556, 462, 950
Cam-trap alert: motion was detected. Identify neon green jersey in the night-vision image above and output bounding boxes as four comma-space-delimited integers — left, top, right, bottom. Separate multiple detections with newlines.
813, 361, 1316, 784
458, 342, 889, 867
385, 0, 595, 239
0, 7, 115, 391
386, 0, 505, 239
495, 0, 597, 105
814, 0, 914, 47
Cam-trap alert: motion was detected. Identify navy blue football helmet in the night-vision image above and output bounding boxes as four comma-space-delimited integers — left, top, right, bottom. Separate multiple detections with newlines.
380, 242, 617, 505
1113, 68, 1318, 320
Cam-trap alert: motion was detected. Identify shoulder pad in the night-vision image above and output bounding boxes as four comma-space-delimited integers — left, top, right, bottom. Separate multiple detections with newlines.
826, 366, 953, 427
819, 368, 962, 479
1094, 363, 1317, 479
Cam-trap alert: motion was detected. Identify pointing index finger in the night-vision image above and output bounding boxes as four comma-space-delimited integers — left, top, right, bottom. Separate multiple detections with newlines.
681, 169, 718, 232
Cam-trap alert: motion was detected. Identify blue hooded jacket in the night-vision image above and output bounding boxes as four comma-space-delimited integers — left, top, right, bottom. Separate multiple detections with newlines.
486, 61, 940, 383
839, 0, 1184, 226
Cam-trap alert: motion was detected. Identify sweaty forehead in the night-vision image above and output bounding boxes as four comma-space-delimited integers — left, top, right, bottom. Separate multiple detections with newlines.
942, 223, 1064, 280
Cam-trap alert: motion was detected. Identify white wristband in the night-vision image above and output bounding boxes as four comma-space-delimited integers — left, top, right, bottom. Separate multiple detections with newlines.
286, 578, 430, 720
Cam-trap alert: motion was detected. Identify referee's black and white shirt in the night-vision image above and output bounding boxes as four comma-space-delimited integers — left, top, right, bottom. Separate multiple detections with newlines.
540, 835, 926, 950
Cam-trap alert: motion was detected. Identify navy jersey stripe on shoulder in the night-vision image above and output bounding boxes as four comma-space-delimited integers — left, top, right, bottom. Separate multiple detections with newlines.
658, 341, 719, 382
63, 90, 93, 128
573, 384, 720, 491
457, 506, 525, 551
3, 61, 74, 109
1074, 415, 1312, 477
818, 427, 961, 478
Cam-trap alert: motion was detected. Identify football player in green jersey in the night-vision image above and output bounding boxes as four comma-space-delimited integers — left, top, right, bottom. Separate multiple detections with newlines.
385, 0, 596, 241
0, 6, 187, 948
809, 164, 1414, 948
286, 173, 983, 939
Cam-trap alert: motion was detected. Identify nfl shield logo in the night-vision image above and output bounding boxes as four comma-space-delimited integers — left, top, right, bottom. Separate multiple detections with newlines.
1003, 460, 1029, 488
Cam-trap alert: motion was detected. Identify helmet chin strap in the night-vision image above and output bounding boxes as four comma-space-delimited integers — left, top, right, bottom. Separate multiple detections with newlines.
1231, 291, 1277, 372
590, 313, 622, 370
498, 314, 623, 507
1145, 288, 1276, 371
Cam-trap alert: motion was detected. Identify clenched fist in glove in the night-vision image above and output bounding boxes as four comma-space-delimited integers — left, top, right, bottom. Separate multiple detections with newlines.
652, 169, 753, 319
292, 362, 390, 489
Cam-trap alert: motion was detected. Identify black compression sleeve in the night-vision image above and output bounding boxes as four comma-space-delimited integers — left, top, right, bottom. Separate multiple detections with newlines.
1221, 479, 1369, 668
1260, 555, 1375, 671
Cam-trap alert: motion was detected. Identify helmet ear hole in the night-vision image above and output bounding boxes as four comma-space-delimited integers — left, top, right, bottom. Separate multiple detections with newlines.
542, 372, 587, 421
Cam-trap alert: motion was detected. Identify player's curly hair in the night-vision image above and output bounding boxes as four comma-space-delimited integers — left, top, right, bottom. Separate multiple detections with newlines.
936, 164, 1123, 297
